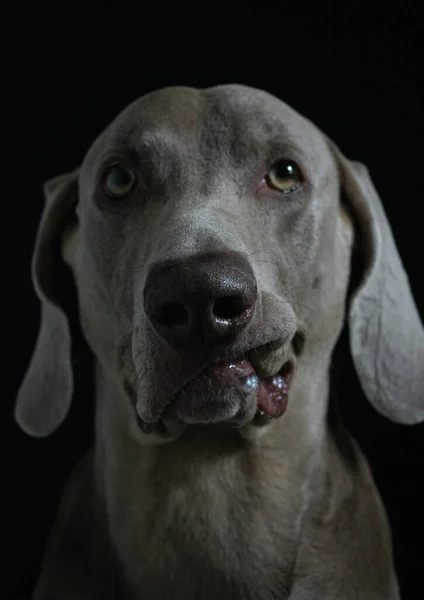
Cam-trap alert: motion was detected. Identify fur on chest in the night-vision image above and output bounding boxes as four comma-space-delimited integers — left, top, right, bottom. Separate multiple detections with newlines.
111, 449, 301, 600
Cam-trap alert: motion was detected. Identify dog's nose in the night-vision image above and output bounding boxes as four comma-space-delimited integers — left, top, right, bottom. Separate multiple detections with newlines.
144, 252, 257, 349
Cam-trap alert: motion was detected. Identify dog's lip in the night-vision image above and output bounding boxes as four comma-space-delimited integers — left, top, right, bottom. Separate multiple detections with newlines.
175, 355, 252, 396
169, 351, 294, 427
132, 338, 296, 434
170, 355, 295, 425
172, 338, 292, 399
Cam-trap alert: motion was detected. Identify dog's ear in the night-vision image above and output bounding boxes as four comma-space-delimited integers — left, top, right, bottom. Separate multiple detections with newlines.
15, 170, 80, 437
328, 141, 424, 425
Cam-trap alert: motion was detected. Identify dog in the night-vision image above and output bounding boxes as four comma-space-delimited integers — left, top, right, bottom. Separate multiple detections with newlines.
15, 85, 424, 599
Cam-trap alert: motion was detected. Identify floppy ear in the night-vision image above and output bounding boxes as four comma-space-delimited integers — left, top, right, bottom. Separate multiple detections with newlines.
329, 142, 424, 424
15, 170, 80, 437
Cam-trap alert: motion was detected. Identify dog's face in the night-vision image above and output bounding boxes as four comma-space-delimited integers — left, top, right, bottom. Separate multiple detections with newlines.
16, 84, 423, 441
62, 86, 353, 441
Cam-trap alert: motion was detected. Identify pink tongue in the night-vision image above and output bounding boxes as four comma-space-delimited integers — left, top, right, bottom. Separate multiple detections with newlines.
257, 375, 289, 418
212, 360, 289, 419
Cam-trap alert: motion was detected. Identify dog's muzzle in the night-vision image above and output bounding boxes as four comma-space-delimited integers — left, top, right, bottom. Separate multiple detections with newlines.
138, 251, 296, 435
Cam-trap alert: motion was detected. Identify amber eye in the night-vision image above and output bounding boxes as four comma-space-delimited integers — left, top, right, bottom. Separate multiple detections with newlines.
265, 159, 303, 194
103, 165, 136, 197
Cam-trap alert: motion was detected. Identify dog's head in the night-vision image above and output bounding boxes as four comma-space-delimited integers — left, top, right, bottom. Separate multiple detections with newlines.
15, 85, 424, 443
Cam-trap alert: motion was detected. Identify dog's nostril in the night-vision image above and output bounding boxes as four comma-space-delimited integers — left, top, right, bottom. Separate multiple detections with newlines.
155, 303, 189, 329
213, 296, 246, 320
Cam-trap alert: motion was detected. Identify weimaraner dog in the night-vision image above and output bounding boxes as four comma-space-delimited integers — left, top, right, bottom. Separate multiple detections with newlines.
16, 85, 423, 599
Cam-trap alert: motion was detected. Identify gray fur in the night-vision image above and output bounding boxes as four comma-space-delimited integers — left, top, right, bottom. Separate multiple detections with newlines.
16, 85, 422, 598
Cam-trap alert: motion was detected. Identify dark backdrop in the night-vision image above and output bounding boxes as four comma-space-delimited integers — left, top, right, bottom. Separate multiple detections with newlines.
3, 3, 423, 599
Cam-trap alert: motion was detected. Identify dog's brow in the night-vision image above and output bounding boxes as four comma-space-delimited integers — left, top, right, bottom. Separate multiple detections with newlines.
96, 128, 191, 169
265, 136, 316, 162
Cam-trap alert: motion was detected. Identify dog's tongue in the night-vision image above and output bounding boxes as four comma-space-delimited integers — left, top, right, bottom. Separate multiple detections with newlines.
213, 359, 289, 419
257, 374, 289, 418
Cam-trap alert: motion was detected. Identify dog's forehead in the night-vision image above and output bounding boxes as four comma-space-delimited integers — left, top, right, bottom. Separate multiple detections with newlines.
111, 85, 310, 131
83, 85, 325, 166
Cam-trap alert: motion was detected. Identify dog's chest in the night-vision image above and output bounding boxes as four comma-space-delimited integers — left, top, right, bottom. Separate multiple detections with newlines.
114, 464, 299, 600
123, 528, 294, 600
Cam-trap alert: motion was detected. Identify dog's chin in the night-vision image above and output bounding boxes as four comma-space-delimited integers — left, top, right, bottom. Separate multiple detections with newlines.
135, 355, 295, 440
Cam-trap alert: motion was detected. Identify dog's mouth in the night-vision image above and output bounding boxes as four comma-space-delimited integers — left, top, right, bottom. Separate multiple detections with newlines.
136, 343, 296, 436
176, 356, 294, 420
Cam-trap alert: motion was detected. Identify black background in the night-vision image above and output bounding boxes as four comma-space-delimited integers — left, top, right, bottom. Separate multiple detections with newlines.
3, 3, 424, 598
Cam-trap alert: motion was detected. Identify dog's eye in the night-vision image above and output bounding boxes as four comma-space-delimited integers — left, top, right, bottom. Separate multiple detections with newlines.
265, 160, 303, 194
103, 165, 136, 197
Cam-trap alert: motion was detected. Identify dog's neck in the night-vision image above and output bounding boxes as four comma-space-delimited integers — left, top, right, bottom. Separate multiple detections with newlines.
92, 356, 336, 597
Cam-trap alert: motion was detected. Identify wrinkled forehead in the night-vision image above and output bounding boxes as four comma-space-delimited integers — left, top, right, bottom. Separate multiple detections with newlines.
82, 85, 328, 174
